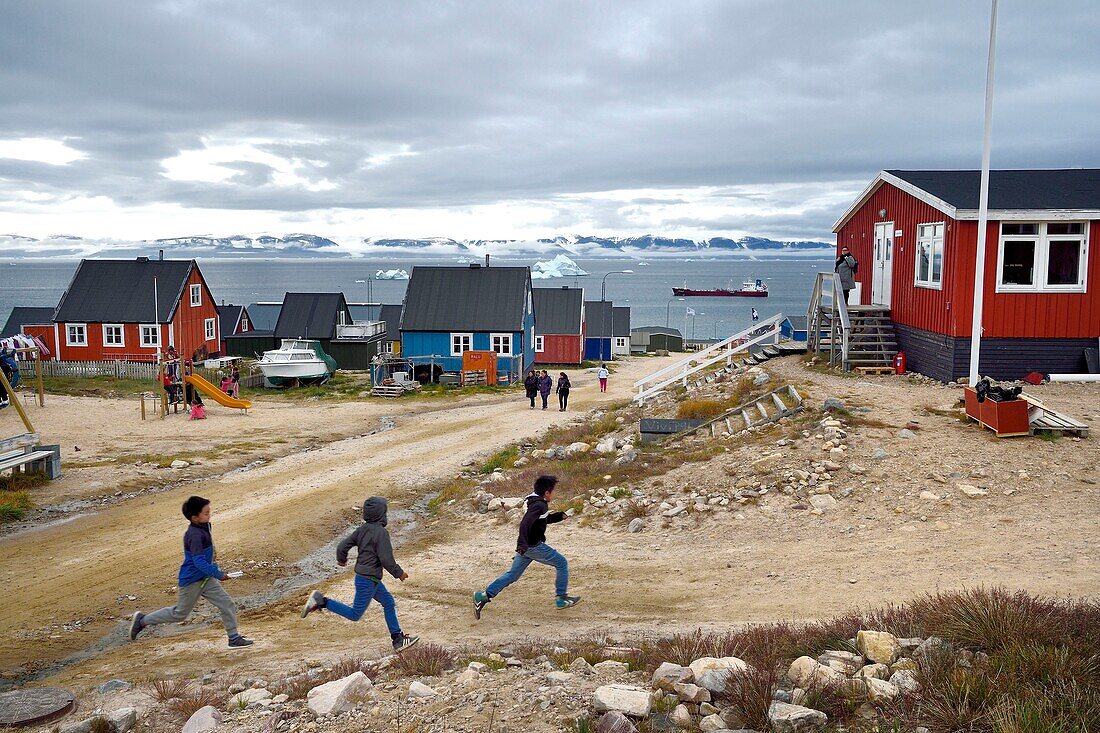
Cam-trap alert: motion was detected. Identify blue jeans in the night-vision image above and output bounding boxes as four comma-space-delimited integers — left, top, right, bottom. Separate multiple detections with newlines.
324, 574, 401, 635
486, 543, 568, 598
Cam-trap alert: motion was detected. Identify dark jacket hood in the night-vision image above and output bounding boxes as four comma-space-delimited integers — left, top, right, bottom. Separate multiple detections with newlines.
362, 496, 388, 526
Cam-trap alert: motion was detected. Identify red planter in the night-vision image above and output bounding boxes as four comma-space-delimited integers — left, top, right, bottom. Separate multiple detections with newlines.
964, 387, 1030, 437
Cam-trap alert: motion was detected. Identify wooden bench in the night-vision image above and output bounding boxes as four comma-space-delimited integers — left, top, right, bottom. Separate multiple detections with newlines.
0, 448, 56, 476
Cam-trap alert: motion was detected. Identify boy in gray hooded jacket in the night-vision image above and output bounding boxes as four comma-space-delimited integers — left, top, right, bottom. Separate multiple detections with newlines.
301, 496, 419, 652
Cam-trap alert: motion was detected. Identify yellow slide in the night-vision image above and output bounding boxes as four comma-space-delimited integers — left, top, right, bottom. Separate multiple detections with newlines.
183, 374, 253, 410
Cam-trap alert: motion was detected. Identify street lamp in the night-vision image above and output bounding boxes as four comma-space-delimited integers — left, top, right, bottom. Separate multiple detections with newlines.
601, 270, 633, 301
666, 297, 684, 327
713, 320, 723, 340
691, 312, 704, 341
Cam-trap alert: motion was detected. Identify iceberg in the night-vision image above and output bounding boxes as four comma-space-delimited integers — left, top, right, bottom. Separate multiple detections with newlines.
375, 269, 410, 280
531, 254, 589, 279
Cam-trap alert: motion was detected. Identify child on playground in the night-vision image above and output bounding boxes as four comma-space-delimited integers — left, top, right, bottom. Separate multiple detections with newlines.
129, 495, 253, 648
473, 475, 580, 619
300, 497, 420, 652
220, 373, 233, 394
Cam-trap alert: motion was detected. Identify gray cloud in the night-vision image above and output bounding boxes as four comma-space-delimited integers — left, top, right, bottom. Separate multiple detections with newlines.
1, 0, 1098, 240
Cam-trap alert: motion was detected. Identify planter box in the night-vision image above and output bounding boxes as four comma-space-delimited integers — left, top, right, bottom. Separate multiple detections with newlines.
964, 387, 1030, 438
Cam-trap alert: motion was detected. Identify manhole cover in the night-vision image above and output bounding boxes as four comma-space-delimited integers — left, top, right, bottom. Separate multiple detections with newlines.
0, 687, 76, 727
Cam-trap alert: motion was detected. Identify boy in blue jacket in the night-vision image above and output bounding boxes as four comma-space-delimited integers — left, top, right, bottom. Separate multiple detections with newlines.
129, 496, 253, 648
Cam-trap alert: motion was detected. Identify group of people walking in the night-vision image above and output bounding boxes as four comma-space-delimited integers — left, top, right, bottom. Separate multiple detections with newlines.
524, 363, 609, 411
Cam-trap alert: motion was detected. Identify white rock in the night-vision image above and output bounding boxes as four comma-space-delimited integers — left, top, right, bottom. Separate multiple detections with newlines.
865, 677, 900, 703
306, 671, 374, 716
547, 670, 574, 684
890, 669, 919, 692
594, 660, 630, 676
408, 680, 438, 699
670, 703, 694, 728
182, 706, 222, 733
818, 650, 864, 675
650, 662, 693, 690
856, 663, 890, 680
570, 657, 597, 675
455, 669, 479, 685
105, 708, 136, 733
565, 442, 592, 456
501, 496, 526, 509
228, 687, 271, 709
673, 682, 710, 703
956, 483, 988, 498
170, 460, 190, 469
627, 518, 645, 533
768, 701, 828, 732
468, 661, 489, 673
689, 656, 749, 692
662, 505, 686, 517
699, 713, 727, 731
592, 684, 653, 717
788, 656, 845, 688
919, 491, 940, 501
856, 631, 901, 665
809, 494, 837, 510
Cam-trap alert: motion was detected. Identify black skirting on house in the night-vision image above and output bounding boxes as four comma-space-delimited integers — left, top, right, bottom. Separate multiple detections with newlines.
894, 323, 1095, 382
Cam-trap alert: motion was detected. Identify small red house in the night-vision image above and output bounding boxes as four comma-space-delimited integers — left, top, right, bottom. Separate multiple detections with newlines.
533, 286, 585, 365
833, 169, 1099, 381
27, 258, 221, 363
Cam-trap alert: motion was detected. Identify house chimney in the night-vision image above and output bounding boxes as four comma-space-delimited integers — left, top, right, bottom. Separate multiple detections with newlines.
485, 254, 490, 267
469, 263, 481, 269
159, 248, 164, 261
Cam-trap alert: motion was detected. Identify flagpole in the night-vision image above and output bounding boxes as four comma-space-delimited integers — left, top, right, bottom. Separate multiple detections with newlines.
154, 275, 160, 364
968, 0, 998, 386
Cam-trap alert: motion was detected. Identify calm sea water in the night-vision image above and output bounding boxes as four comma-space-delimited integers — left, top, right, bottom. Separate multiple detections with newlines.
0, 256, 831, 341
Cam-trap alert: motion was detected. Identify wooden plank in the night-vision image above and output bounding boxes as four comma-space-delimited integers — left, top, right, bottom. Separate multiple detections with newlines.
0, 450, 55, 472
855, 365, 895, 375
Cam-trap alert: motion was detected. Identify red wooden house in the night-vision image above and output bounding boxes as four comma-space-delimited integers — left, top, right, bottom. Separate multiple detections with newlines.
833, 170, 1099, 381
26, 257, 221, 363
533, 286, 585, 365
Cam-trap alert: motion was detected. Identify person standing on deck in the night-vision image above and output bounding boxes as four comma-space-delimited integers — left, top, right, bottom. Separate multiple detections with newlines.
835, 246, 858, 305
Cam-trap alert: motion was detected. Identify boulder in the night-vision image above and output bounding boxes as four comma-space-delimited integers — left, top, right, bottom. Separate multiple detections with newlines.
891, 657, 918, 673
614, 450, 638, 466
914, 636, 947, 661
547, 671, 574, 684
787, 656, 844, 688
889, 670, 919, 693
856, 631, 901, 665
627, 518, 645, 533
468, 661, 489, 673
570, 657, 597, 675
592, 684, 653, 717
673, 682, 710, 703
228, 687, 271, 709
897, 429, 916, 439
455, 669, 479, 685
182, 706, 223, 733
651, 662, 693, 690
856, 663, 890, 680
108, 708, 136, 733
670, 703, 694, 728
594, 660, 630, 676
170, 459, 190, 469
408, 680, 438, 699
768, 701, 828, 732
809, 494, 837, 510
864, 677, 899, 703
596, 711, 639, 733
306, 671, 374, 716
823, 398, 844, 411
96, 679, 131, 694
565, 442, 592, 456
817, 651, 864, 675
596, 438, 618, 454
956, 483, 988, 498
693, 657, 749, 693
501, 496, 526, 509
699, 713, 727, 731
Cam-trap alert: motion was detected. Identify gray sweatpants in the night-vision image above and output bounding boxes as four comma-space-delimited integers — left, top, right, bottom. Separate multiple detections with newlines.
142, 577, 238, 637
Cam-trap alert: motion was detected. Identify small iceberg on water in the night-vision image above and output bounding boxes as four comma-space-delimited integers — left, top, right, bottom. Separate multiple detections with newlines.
531, 254, 588, 279
375, 269, 409, 280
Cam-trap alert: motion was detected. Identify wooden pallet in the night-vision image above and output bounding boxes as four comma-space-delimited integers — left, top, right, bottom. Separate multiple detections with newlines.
854, 365, 895, 376
370, 385, 405, 398
1023, 394, 1089, 438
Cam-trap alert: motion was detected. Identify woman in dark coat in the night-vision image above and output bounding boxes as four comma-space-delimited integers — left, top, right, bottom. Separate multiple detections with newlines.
537, 370, 553, 410
523, 370, 539, 409
835, 246, 858, 305
556, 372, 571, 412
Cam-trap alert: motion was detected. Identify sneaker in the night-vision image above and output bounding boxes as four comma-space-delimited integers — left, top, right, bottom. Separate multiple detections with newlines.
228, 635, 254, 648
393, 633, 420, 652
128, 611, 145, 641
555, 595, 581, 610
301, 590, 325, 618
473, 591, 490, 620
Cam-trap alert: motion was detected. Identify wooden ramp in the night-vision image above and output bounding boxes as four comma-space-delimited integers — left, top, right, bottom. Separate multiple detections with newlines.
667, 384, 804, 441
1023, 394, 1089, 438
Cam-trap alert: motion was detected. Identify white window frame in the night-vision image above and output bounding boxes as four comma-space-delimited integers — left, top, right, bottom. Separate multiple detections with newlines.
239, 314, 249, 331
534, 335, 545, 353
65, 323, 88, 346
204, 318, 216, 341
490, 332, 512, 355
381, 340, 395, 354
190, 283, 202, 307
997, 221, 1088, 293
450, 332, 472, 356
914, 221, 945, 290
614, 337, 629, 348
140, 324, 161, 348
102, 324, 125, 348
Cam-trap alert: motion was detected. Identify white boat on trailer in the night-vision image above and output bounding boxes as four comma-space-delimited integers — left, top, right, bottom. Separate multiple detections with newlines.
256, 339, 336, 386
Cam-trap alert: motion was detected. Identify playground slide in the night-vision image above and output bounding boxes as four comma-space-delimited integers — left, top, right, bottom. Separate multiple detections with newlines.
183, 374, 253, 410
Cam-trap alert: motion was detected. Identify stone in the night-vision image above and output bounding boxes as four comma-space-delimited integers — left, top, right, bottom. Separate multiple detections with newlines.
270, 694, 288, 704
670, 703, 694, 728
914, 636, 947, 661
817, 651, 864, 675
182, 706, 222, 733
956, 483, 988, 498
864, 677, 899, 703
809, 494, 837, 510
501, 496, 526, 509
856, 631, 901, 665
823, 398, 844, 411
856, 663, 890, 680
565, 442, 592, 456
592, 684, 653, 717
891, 657, 918, 673
627, 518, 645, 533
455, 669, 479, 685
594, 660, 630, 676
919, 491, 940, 501
96, 679, 131, 694
306, 671, 374, 716
468, 661, 489, 673
615, 450, 638, 466
570, 657, 597, 675
596, 438, 618, 455
889, 670, 919, 692
768, 701, 827, 732
547, 671, 574, 684
408, 680, 438, 699
673, 682, 710, 703
897, 429, 916, 439
170, 459, 190, 469
699, 713, 727, 731
663, 505, 687, 517
787, 656, 844, 688
870, 448, 888, 461
596, 711, 639, 733
228, 687, 271, 709
690, 657, 749, 693
651, 662, 694, 690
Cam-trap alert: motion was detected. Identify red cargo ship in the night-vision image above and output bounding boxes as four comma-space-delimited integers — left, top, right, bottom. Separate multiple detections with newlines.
673, 279, 768, 297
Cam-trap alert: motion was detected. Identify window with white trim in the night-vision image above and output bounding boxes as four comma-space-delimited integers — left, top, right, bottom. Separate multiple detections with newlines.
381, 341, 395, 354
490, 333, 512, 355
998, 222, 1087, 292
190, 284, 202, 306
239, 314, 249, 331
915, 222, 945, 288
103, 324, 124, 347
140, 324, 160, 347
450, 332, 472, 356
204, 318, 216, 341
66, 323, 87, 346
615, 337, 628, 348
534, 335, 545, 352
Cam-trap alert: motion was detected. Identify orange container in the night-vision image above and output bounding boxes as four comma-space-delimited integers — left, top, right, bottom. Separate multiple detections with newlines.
462, 350, 497, 385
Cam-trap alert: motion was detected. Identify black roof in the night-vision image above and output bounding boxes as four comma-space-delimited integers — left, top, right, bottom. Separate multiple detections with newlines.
612, 306, 631, 337
887, 169, 1100, 210
274, 293, 351, 340
2, 306, 56, 337
54, 259, 197, 323
784, 315, 808, 330
217, 304, 244, 339
533, 287, 583, 335
246, 303, 282, 331
584, 300, 614, 338
379, 304, 402, 340
348, 304, 381, 322
632, 325, 682, 337
401, 266, 531, 332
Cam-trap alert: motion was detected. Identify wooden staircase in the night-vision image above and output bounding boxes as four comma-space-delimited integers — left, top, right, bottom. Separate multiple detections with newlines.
824, 306, 898, 369
807, 273, 897, 371
668, 385, 805, 440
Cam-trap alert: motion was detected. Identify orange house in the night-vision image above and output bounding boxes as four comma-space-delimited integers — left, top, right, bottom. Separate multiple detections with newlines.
26, 258, 221, 363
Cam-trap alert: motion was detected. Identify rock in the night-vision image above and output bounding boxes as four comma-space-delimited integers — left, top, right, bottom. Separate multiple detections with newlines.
570, 657, 597, 675
596, 711, 639, 733
823, 398, 844, 411
306, 671, 374, 715
817, 651, 864, 675
891, 657, 918, 672
699, 713, 727, 731
487, 497, 505, 511
229, 687, 271, 709
651, 662, 694, 690
408, 680, 438, 699
627, 518, 645, 533
615, 450, 638, 466
809, 494, 837, 510
456, 669, 479, 685
594, 660, 630, 676
663, 505, 687, 517
182, 706, 222, 733
270, 694, 288, 704
914, 636, 947, 661
565, 442, 592, 456
170, 459, 190, 469
769, 701, 827, 732
919, 491, 940, 501
856, 663, 890, 680
673, 682, 710, 703
592, 684, 653, 717
513, 457, 529, 467
690, 657, 749, 693
670, 703, 694, 728
956, 483, 988, 498
897, 429, 916, 439
501, 496, 525, 509
468, 661, 489, 673
890, 670, 919, 692
870, 448, 888, 461
864, 677, 899, 703
787, 656, 844, 688
753, 372, 770, 386
107, 708, 136, 733
96, 679, 131, 693
596, 438, 618, 455
547, 671, 574, 684
856, 631, 901, 665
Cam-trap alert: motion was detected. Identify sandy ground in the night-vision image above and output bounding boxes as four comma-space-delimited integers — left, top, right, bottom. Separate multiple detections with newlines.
3, 354, 1099, 707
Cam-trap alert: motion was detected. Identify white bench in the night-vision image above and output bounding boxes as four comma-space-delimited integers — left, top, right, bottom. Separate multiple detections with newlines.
0, 448, 56, 475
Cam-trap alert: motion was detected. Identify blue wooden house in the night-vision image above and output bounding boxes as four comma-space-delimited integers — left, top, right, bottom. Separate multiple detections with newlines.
780, 315, 809, 342
584, 300, 614, 361
400, 264, 534, 383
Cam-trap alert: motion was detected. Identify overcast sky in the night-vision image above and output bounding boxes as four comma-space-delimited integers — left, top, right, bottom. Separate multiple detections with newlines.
1, 0, 1098, 245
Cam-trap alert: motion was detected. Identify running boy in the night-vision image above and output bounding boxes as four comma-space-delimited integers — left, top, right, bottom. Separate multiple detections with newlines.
300, 497, 419, 652
473, 475, 580, 619
129, 496, 253, 648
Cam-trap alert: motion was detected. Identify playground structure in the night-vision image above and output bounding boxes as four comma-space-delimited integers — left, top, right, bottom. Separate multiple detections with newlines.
0, 347, 60, 482
146, 355, 252, 419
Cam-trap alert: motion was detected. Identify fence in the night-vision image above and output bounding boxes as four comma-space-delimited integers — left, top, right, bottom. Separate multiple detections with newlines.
18, 360, 221, 384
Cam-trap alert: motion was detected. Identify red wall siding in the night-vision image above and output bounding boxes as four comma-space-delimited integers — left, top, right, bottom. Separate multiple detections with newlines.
171, 268, 220, 360
535, 334, 584, 364
22, 325, 57, 358
53, 322, 168, 361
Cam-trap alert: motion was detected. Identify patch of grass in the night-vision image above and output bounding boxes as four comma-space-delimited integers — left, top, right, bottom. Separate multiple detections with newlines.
0, 490, 33, 522
464, 655, 506, 671
88, 717, 117, 733
391, 642, 456, 677
148, 678, 192, 702
609, 487, 632, 499
410, 383, 515, 400
42, 375, 153, 398
168, 686, 225, 721
676, 398, 725, 420
618, 499, 647, 525
715, 664, 781, 731
1035, 430, 1061, 442
481, 446, 520, 474
252, 371, 374, 402
426, 478, 475, 513
273, 657, 380, 700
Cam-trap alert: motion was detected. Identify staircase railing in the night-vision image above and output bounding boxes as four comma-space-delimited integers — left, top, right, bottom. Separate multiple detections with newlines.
633, 313, 784, 403
807, 272, 850, 370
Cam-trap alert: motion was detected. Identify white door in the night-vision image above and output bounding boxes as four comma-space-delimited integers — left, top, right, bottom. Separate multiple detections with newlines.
872, 222, 894, 307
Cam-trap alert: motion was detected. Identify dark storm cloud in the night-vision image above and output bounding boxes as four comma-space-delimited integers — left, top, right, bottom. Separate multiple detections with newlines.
1, 0, 1099, 238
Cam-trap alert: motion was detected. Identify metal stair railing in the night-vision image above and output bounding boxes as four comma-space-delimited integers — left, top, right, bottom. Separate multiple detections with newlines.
807, 272, 850, 370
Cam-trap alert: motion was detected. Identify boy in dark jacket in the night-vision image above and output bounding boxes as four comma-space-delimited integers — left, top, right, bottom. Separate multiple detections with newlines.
473, 475, 580, 619
300, 496, 419, 652
129, 496, 253, 648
